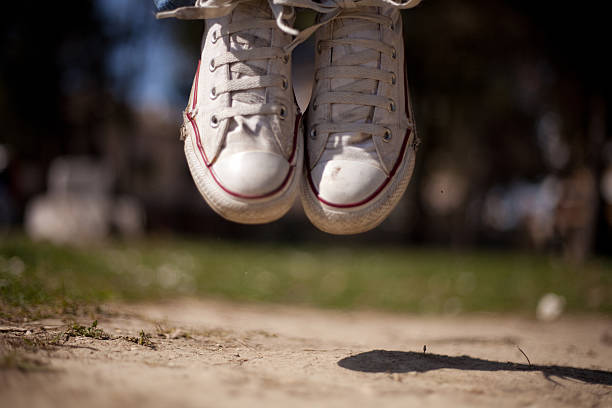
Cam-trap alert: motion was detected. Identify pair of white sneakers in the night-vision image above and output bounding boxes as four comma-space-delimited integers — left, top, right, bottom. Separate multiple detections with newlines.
161, 0, 420, 234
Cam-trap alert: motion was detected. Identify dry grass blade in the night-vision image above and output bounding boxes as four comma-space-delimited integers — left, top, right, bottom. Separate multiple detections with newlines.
517, 346, 531, 366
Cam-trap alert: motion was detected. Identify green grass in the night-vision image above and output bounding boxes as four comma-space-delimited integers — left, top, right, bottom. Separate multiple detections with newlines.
1, 234, 610, 318
63, 320, 111, 340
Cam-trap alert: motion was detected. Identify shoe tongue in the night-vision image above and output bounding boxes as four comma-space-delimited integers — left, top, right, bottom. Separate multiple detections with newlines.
221, 0, 282, 159
229, 0, 271, 107
327, 8, 381, 156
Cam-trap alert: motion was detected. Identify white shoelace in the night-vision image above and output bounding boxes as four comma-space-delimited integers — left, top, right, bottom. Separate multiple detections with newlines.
310, 8, 409, 143
276, 0, 422, 52
208, 16, 291, 125
158, 0, 422, 131
159, 0, 295, 128
157, 0, 299, 36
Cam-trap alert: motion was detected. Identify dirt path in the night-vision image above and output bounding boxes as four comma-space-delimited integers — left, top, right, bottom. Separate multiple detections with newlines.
2, 299, 612, 407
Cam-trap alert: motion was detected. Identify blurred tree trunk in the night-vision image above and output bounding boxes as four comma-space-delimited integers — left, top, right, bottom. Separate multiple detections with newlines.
557, 97, 607, 263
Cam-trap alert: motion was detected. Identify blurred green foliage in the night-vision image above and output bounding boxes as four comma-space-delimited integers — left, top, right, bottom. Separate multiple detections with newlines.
1, 235, 610, 318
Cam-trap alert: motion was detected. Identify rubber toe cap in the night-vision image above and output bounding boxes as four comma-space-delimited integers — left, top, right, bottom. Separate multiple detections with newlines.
310, 160, 387, 206
213, 151, 290, 198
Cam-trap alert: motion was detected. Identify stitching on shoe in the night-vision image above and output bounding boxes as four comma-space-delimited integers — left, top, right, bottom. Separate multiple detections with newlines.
193, 59, 200, 110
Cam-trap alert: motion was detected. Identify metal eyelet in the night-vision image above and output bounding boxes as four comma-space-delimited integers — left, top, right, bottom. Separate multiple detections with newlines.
316, 42, 322, 54
279, 105, 287, 119
383, 128, 392, 142
209, 87, 217, 100
390, 72, 397, 85
281, 55, 289, 64
309, 128, 317, 139
209, 59, 216, 72
391, 48, 397, 59
210, 115, 219, 128
211, 30, 219, 43
388, 100, 396, 112
281, 77, 288, 90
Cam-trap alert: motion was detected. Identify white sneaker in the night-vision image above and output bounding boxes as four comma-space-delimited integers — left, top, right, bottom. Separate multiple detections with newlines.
179, 0, 302, 224
301, 5, 418, 235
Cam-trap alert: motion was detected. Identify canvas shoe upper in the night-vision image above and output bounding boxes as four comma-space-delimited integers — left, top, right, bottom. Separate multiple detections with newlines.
301, 2, 420, 234
162, 0, 303, 224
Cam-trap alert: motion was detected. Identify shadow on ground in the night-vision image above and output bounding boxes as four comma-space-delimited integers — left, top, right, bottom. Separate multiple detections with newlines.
338, 350, 612, 386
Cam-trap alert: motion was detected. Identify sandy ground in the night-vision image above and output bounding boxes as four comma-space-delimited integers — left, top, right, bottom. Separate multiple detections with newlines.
1, 299, 612, 407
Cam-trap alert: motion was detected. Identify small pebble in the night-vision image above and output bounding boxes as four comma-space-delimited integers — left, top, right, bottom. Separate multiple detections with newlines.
536, 293, 566, 321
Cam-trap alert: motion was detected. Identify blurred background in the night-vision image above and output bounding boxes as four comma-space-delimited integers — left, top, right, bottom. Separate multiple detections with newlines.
1, 0, 611, 317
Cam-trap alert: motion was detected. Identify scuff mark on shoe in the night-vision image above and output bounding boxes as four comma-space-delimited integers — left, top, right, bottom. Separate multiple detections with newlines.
331, 166, 342, 180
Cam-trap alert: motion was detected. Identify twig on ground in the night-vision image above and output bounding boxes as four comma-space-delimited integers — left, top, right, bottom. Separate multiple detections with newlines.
0, 327, 28, 333
517, 346, 531, 366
